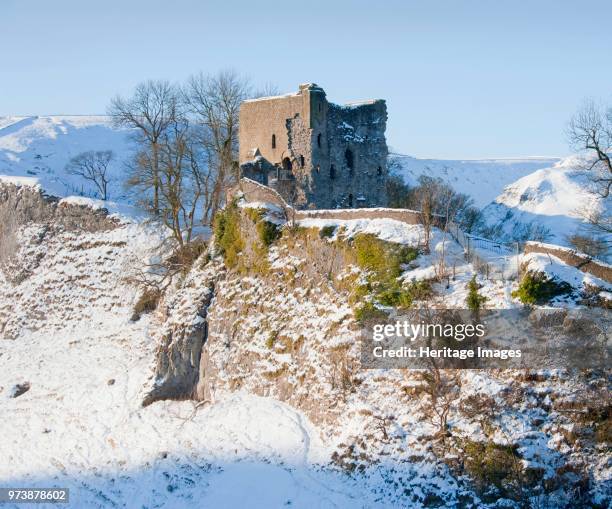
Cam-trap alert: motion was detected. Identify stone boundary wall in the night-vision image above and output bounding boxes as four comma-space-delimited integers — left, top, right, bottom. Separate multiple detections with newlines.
230, 178, 289, 210
295, 207, 423, 225
524, 241, 612, 284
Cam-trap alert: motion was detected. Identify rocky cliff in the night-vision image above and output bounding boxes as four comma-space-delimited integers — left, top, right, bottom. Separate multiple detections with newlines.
144, 201, 611, 508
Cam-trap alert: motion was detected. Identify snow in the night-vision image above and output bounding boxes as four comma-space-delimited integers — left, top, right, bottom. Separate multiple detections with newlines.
58, 196, 149, 223
0, 115, 134, 204
0, 175, 41, 188
482, 156, 610, 246
523, 251, 612, 291
297, 217, 426, 245
394, 153, 560, 208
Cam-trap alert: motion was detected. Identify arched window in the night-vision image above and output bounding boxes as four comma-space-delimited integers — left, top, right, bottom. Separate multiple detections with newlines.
282, 157, 292, 171
348, 193, 353, 207
316, 165, 320, 173
317, 133, 322, 148
345, 148, 354, 170
300, 155, 305, 167
329, 164, 336, 179
272, 134, 276, 149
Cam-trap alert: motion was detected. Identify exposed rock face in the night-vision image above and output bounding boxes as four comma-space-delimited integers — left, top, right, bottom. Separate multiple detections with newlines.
0, 182, 119, 232
142, 260, 223, 406
145, 207, 612, 507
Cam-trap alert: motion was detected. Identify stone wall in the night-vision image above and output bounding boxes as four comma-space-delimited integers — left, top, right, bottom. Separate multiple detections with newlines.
295, 207, 422, 225
524, 241, 612, 284
229, 178, 289, 210
313, 101, 388, 209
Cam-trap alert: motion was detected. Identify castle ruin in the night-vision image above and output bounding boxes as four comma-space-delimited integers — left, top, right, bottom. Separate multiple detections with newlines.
239, 83, 388, 209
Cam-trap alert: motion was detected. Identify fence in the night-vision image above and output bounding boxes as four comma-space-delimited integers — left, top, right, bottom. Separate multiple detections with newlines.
447, 222, 520, 281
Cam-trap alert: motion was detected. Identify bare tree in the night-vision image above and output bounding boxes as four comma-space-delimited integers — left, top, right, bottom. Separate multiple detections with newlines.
183, 70, 251, 223
65, 150, 113, 200
566, 100, 612, 239
416, 366, 461, 439
568, 100, 612, 198
567, 232, 610, 261
109, 80, 180, 214
155, 116, 208, 248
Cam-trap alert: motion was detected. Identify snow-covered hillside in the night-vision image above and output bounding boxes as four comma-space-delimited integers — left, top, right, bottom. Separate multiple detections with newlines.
1, 181, 610, 507
482, 156, 611, 246
393, 154, 560, 208
0, 116, 133, 202
395, 153, 610, 250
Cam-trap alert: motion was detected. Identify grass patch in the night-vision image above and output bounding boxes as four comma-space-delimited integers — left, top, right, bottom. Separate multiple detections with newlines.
266, 330, 279, 349
461, 439, 521, 498
350, 234, 423, 315
354, 302, 389, 324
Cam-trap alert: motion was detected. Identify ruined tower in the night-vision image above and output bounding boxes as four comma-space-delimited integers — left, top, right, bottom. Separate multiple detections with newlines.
238, 83, 388, 209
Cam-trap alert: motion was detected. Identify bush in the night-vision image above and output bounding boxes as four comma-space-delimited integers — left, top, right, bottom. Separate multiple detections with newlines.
256, 220, 281, 247
377, 280, 433, 308
213, 202, 244, 269
244, 207, 265, 223
354, 234, 418, 287
462, 440, 521, 496
131, 288, 161, 321
567, 233, 610, 261
319, 225, 336, 239
466, 276, 487, 312
351, 234, 422, 313
512, 270, 573, 305
166, 239, 208, 276
354, 302, 388, 324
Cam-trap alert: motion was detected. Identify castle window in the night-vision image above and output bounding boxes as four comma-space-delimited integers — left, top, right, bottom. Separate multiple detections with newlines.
316, 165, 320, 173
348, 193, 353, 207
282, 157, 292, 172
272, 134, 276, 149
317, 133, 322, 148
300, 155, 305, 167
330, 164, 336, 179
377, 166, 383, 176
345, 148, 354, 171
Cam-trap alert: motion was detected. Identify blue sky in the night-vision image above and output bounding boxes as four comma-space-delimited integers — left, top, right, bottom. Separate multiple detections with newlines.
2, 0, 611, 158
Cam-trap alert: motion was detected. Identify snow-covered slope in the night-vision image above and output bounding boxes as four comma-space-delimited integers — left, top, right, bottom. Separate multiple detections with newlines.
482, 156, 610, 246
395, 153, 610, 250
393, 154, 560, 208
0, 116, 133, 202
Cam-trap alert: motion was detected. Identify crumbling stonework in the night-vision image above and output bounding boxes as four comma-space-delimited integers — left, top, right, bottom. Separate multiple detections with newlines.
239, 83, 388, 209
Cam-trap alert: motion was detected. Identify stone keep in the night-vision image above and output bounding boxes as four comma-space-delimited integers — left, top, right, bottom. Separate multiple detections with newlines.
239, 83, 388, 209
